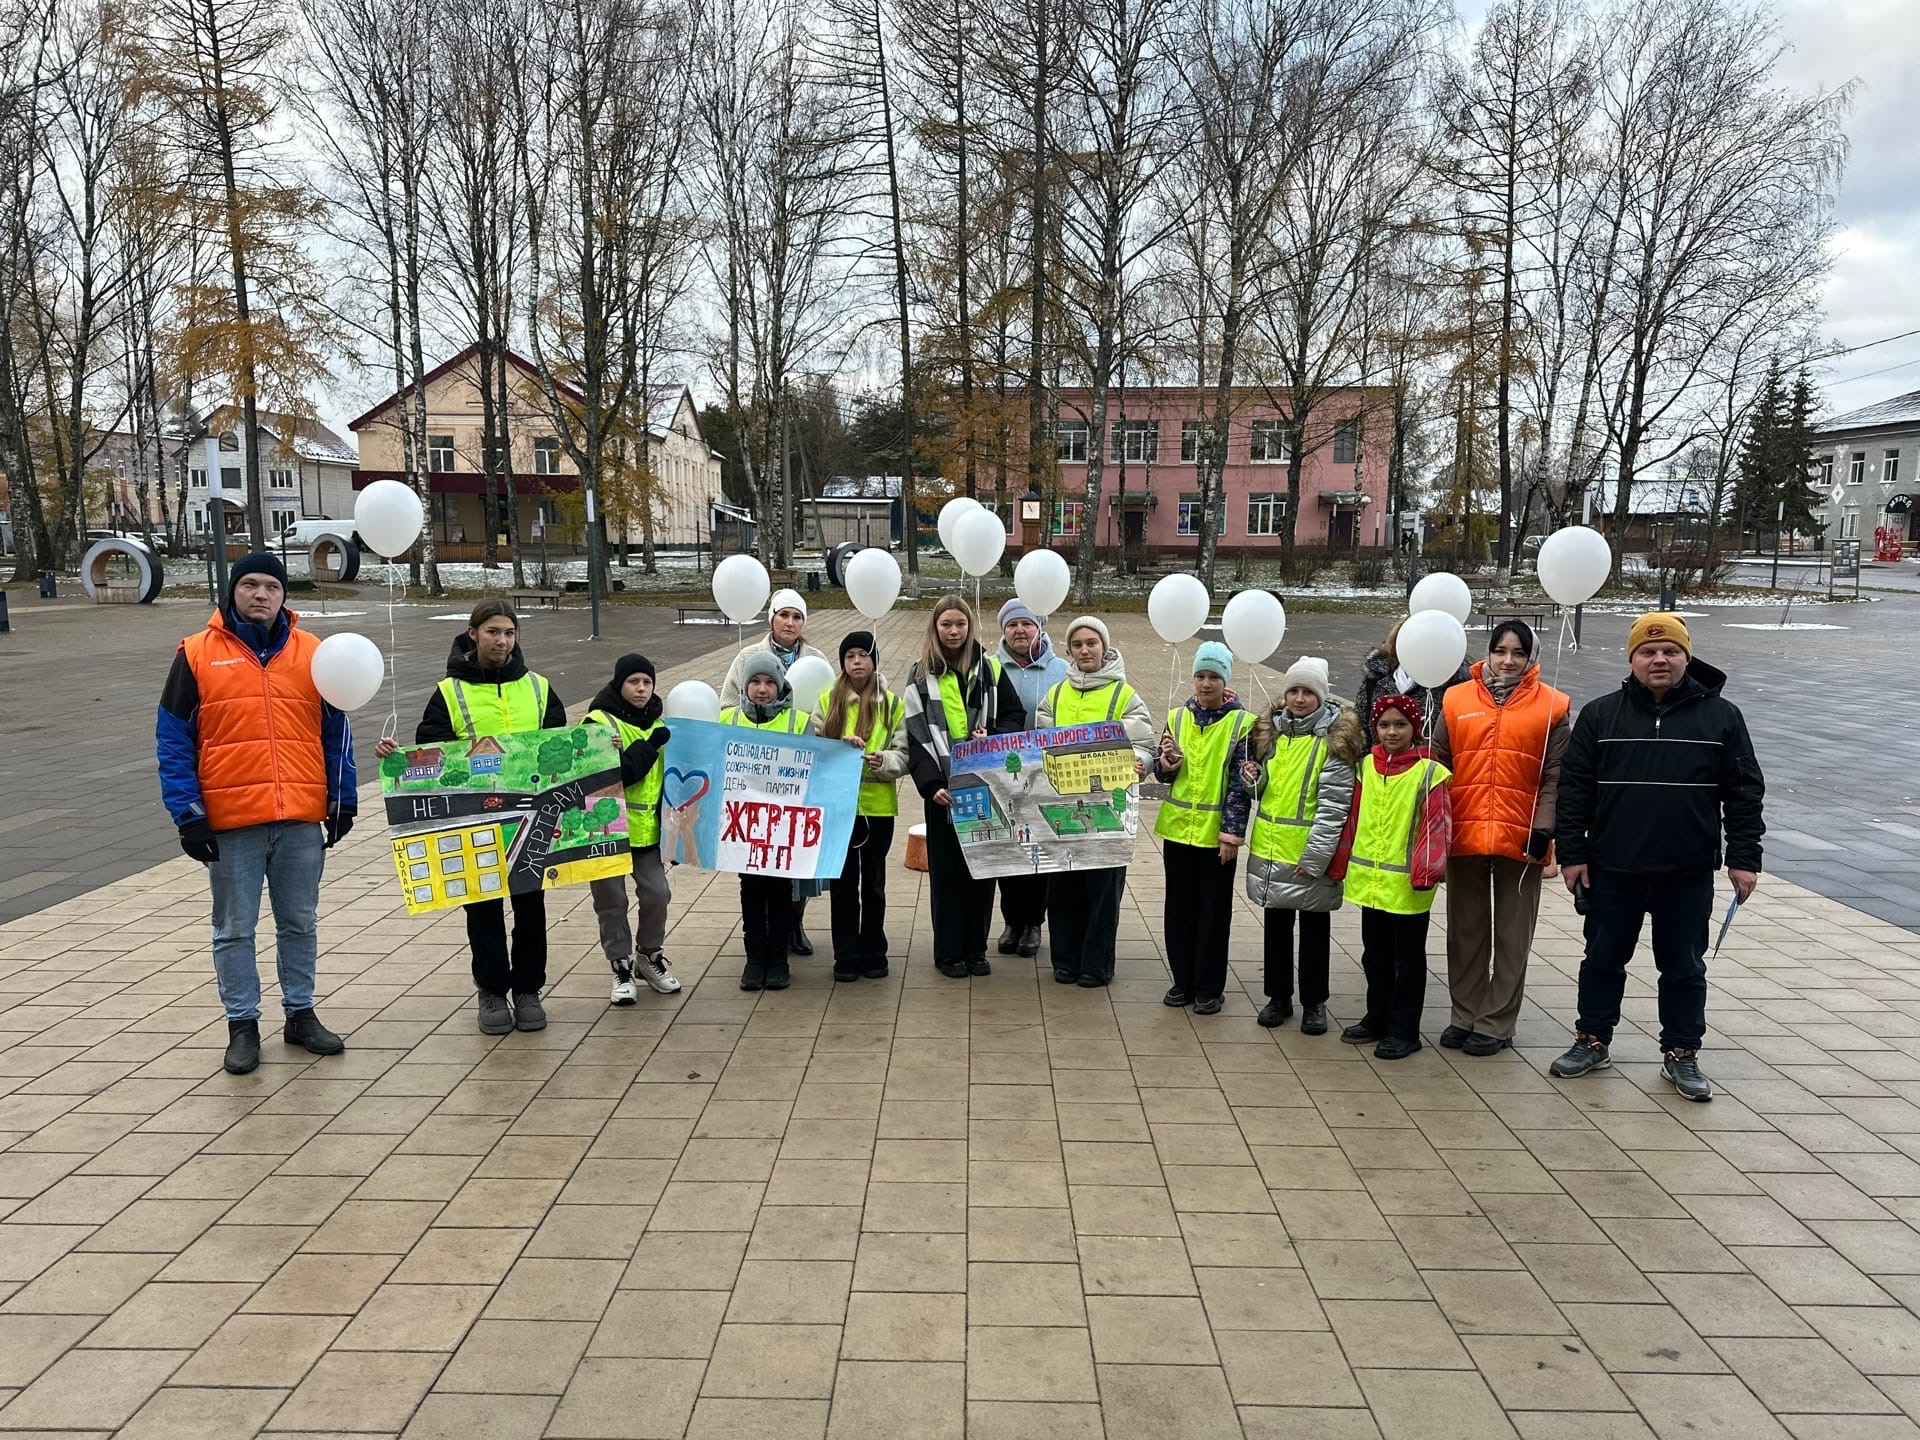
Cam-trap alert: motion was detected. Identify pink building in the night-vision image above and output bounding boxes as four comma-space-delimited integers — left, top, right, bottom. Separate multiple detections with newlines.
1037, 385, 1390, 560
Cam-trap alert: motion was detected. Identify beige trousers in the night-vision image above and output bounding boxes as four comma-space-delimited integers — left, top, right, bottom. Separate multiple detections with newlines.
1445, 854, 1543, 1039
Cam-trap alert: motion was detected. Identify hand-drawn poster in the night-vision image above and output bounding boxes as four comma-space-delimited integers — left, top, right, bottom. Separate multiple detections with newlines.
379, 727, 631, 916
950, 722, 1141, 879
657, 718, 863, 879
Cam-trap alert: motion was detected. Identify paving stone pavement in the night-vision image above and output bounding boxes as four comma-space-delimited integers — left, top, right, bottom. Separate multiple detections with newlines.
5, 610, 1920, 1437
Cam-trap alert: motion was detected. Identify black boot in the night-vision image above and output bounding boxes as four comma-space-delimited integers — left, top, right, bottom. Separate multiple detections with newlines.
740, 957, 766, 991
224, 1019, 261, 1075
283, 1008, 345, 1056
789, 902, 813, 956
997, 926, 1020, 955
1017, 926, 1041, 957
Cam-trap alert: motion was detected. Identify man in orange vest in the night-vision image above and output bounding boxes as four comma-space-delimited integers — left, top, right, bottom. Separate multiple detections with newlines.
1430, 620, 1570, 1056
156, 552, 356, 1076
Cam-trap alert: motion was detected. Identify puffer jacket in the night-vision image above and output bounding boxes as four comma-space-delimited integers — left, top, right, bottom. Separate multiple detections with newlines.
719, 635, 827, 710
1355, 646, 1470, 745
997, 635, 1069, 723
1240, 702, 1366, 912
1036, 646, 1156, 768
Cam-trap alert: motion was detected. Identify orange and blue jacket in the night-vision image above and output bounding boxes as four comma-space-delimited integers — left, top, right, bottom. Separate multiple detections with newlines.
156, 608, 356, 832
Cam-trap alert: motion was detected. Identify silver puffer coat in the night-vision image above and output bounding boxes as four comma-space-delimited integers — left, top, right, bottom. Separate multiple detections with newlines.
1242, 701, 1367, 913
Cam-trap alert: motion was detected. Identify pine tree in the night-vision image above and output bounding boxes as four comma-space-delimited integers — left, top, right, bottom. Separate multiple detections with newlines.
1779, 370, 1822, 537
1733, 361, 1782, 542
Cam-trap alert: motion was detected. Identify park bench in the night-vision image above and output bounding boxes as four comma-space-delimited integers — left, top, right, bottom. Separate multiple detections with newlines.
1478, 600, 1556, 633
509, 588, 563, 611
676, 602, 728, 624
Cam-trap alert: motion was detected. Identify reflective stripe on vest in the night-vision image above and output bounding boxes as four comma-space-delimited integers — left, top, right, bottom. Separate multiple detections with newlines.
1247, 732, 1326, 865
720, 706, 808, 734
935, 657, 1002, 741
440, 672, 549, 740
1153, 708, 1255, 848
1343, 756, 1448, 915
587, 708, 665, 847
1045, 678, 1131, 727
823, 691, 903, 818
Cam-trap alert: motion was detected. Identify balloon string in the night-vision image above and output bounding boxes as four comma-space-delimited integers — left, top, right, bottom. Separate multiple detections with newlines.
381, 558, 402, 744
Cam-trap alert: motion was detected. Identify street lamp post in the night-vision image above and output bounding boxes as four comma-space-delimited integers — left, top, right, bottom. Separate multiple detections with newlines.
203, 435, 230, 605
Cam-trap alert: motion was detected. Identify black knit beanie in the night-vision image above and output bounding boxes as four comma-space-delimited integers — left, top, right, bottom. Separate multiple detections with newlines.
613, 652, 656, 686
840, 630, 877, 665
226, 550, 289, 607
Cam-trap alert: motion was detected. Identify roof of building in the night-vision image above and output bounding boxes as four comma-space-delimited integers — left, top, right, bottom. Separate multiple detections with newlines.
1817, 390, 1920, 435
821, 475, 903, 499
1585, 479, 1717, 517
190, 410, 358, 465
344, 343, 585, 431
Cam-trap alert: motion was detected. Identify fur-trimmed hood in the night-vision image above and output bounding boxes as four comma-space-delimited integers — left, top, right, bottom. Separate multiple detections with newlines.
1251, 700, 1365, 767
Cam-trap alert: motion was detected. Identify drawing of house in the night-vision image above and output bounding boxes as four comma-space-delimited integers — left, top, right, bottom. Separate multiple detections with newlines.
1042, 739, 1135, 796
403, 747, 445, 782
393, 822, 513, 910
467, 735, 506, 776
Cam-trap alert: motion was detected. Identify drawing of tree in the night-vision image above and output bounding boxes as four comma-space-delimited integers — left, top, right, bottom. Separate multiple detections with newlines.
1005, 752, 1022, 775
537, 735, 575, 777
380, 750, 408, 780
438, 762, 470, 788
590, 798, 620, 835
571, 726, 591, 758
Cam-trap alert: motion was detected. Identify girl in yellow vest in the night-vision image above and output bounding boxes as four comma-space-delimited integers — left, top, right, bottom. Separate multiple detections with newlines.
1037, 616, 1154, 987
818, 631, 908, 982
902, 595, 1029, 979
1227, 656, 1365, 1035
584, 653, 679, 1006
1427, 620, 1570, 1056
721, 652, 816, 991
376, 599, 566, 1036
1153, 641, 1256, 1015
1340, 693, 1454, 1059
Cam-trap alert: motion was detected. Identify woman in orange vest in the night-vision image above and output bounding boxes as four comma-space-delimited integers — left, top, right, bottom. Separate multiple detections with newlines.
1429, 620, 1570, 1056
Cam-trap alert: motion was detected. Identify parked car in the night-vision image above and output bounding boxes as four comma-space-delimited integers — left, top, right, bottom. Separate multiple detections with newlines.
280, 518, 360, 548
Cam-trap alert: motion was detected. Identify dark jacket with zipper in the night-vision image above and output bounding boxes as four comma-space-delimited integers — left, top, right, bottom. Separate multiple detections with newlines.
415, 636, 567, 744
1555, 657, 1764, 876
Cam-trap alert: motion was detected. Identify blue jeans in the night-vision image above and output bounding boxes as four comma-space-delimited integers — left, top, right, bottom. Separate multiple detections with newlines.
208, 821, 325, 1020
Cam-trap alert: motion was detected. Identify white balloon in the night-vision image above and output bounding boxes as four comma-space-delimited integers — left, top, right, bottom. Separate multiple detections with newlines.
353, 479, 424, 559
785, 655, 836, 708
663, 680, 721, 723
309, 632, 385, 711
937, 496, 982, 553
1536, 525, 1613, 606
951, 507, 1007, 577
1408, 571, 1473, 624
842, 547, 901, 619
711, 553, 771, 624
1220, 589, 1287, 666
1013, 548, 1071, 617
1397, 609, 1468, 688
1147, 572, 1210, 643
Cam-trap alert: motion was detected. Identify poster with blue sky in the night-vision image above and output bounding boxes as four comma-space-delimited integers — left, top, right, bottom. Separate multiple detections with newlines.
658, 718, 864, 879
949, 722, 1140, 879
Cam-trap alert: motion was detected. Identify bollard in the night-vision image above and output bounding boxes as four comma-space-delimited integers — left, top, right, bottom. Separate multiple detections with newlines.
0, 589, 9, 632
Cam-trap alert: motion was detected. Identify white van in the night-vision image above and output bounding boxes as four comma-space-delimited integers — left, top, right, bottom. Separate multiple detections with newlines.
281, 519, 359, 548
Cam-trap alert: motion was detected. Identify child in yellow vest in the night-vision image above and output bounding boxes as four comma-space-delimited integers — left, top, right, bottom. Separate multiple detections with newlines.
585, 654, 678, 1005
818, 631, 908, 982
1153, 641, 1256, 1015
1341, 693, 1453, 1059
721, 652, 816, 991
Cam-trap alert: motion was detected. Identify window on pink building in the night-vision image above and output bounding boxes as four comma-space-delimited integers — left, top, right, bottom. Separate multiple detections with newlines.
1250, 421, 1290, 464
1247, 492, 1289, 536
1180, 421, 1216, 465
1111, 421, 1158, 464
1056, 423, 1088, 462
1333, 419, 1360, 464
1053, 501, 1083, 537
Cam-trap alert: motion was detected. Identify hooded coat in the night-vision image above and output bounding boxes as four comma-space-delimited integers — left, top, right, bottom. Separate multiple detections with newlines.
1555, 656, 1765, 876
997, 634, 1070, 721
1240, 701, 1367, 912
1355, 646, 1470, 746
415, 634, 567, 744
720, 634, 827, 710
1036, 644, 1156, 768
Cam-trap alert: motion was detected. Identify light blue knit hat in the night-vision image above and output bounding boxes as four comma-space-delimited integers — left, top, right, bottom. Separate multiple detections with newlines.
1192, 640, 1234, 683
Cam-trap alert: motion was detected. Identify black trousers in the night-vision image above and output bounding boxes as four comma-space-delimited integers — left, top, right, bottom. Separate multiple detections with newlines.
740, 874, 790, 972
1048, 868, 1125, 983
926, 802, 993, 966
1359, 906, 1430, 1043
1163, 841, 1239, 999
1576, 869, 1712, 1051
997, 873, 1049, 932
466, 889, 547, 995
1265, 907, 1332, 1007
830, 816, 894, 970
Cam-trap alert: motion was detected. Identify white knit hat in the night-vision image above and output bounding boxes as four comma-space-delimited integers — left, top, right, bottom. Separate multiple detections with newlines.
769, 588, 807, 620
1064, 615, 1110, 653
1280, 655, 1331, 706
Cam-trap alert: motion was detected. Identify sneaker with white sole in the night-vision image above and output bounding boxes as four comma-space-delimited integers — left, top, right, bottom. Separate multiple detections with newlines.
638, 951, 681, 994
610, 960, 638, 1006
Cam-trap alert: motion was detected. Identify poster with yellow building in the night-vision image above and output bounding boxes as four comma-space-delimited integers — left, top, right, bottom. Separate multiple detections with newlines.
949, 721, 1138, 880
378, 727, 631, 916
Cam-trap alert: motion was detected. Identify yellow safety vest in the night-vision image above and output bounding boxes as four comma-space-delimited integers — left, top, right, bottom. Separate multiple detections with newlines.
820, 690, 903, 818
1247, 731, 1327, 866
1044, 678, 1137, 728
720, 706, 810, 735
1153, 707, 1256, 848
932, 657, 1005, 741
1343, 755, 1450, 916
586, 709, 665, 848
439, 671, 549, 740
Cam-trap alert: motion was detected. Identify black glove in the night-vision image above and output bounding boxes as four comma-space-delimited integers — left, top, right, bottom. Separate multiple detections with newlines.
180, 819, 220, 864
652, 727, 671, 749
1524, 828, 1552, 862
325, 811, 355, 849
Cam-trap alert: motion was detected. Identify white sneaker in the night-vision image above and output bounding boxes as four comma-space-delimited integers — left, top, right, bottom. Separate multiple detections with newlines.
638, 951, 681, 994
610, 960, 638, 1006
